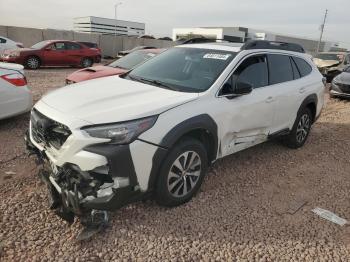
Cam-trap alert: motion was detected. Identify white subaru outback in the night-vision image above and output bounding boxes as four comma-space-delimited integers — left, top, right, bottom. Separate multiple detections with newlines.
26, 41, 325, 226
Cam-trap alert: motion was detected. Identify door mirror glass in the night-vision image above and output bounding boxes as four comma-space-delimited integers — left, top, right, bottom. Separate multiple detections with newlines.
220, 81, 234, 96
235, 81, 253, 95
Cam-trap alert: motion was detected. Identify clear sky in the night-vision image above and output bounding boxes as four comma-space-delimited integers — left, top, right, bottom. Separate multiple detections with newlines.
0, 0, 349, 48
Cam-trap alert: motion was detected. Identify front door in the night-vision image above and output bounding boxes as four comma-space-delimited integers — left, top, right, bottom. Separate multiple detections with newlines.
42, 42, 67, 66
217, 54, 277, 157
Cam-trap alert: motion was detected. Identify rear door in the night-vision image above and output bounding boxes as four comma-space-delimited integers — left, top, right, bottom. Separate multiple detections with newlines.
65, 42, 84, 65
269, 54, 314, 133
266, 54, 300, 133
42, 42, 67, 66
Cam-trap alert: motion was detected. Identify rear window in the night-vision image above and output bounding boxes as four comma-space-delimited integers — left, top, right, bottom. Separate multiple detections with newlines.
268, 54, 294, 85
109, 50, 157, 70
292, 57, 312, 77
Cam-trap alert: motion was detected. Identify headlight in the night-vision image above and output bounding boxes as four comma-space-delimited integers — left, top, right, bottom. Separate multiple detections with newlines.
82, 116, 158, 144
66, 79, 75, 85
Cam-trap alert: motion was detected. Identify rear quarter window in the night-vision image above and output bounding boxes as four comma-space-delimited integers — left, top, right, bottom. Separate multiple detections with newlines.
0, 38, 6, 43
292, 57, 312, 77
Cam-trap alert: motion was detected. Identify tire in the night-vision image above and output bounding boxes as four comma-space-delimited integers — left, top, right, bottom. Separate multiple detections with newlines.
25, 56, 40, 69
81, 57, 93, 68
284, 107, 312, 149
155, 138, 208, 207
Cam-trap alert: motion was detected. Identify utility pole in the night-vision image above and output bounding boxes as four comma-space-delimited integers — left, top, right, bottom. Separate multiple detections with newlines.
113, 2, 122, 58
317, 9, 328, 53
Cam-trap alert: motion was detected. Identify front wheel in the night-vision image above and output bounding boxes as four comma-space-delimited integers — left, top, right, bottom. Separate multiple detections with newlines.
284, 107, 312, 149
25, 56, 40, 69
81, 57, 93, 68
155, 138, 208, 207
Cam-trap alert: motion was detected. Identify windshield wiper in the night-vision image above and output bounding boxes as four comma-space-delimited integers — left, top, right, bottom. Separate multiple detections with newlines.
139, 77, 178, 91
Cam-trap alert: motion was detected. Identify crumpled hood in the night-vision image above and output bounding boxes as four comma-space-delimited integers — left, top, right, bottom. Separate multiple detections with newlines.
41, 76, 199, 124
313, 58, 340, 68
334, 72, 350, 84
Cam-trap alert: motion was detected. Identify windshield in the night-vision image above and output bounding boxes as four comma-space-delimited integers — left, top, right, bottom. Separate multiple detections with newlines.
31, 41, 51, 49
109, 50, 157, 70
127, 47, 237, 92
315, 53, 344, 62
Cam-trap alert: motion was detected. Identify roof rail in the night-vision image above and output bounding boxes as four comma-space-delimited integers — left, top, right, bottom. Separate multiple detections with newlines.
241, 40, 305, 53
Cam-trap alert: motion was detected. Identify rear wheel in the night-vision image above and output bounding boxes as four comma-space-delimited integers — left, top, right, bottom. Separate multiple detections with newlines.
155, 138, 208, 207
25, 56, 40, 69
81, 57, 93, 68
284, 107, 312, 149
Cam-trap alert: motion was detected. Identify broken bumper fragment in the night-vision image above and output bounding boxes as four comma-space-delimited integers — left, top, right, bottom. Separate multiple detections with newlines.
25, 130, 146, 223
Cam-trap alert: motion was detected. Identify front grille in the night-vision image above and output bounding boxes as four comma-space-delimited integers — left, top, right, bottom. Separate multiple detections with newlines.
337, 83, 350, 94
31, 108, 71, 149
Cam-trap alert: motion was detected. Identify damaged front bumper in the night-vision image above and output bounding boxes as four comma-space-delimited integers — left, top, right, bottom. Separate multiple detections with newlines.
25, 130, 147, 224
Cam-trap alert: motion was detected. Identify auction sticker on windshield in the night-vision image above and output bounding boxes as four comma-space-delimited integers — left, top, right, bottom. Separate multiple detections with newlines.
203, 53, 231, 60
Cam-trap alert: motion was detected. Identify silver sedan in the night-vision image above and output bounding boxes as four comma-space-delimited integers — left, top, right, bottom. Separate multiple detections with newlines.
0, 62, 32, 120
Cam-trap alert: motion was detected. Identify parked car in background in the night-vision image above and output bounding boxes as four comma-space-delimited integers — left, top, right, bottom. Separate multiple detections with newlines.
313, 52, 350, 82
0, 36, 23, 54
0, 62, 32, 120
330, 66, 350, 98
66, 49, 164, 84
26, 41, 324, 227
118, 46, 156, 57
0, 40, 101, 69
78, 41, 101, 62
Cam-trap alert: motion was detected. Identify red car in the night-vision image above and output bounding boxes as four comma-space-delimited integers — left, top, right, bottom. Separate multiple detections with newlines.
0, 40, 101, 69
66, 48, 164, 84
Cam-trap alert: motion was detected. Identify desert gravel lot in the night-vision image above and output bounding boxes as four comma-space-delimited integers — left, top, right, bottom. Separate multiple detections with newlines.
1, 68, 350, 261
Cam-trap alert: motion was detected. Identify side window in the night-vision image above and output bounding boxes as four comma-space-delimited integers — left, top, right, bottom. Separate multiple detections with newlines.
267, 54, 294, 85
292, 57, 312, 77
290, 57, 301, 80
233, 55, 268, 89
344, 55, 350, 65
54, 42, 66, 50
0, 38, 6, 44
66, 42, 81, 50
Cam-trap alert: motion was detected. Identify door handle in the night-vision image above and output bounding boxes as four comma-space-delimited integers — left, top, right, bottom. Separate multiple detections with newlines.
299, 87, 306, 93
265, 96, 274, 103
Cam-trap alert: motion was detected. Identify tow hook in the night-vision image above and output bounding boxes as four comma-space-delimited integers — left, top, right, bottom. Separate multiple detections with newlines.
77, 210, 109, 241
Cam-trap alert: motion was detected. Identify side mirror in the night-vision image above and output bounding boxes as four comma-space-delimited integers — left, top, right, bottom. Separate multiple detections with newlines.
220, 80, 253, 98
235, 81, 253, 95
44, 48, 51, 51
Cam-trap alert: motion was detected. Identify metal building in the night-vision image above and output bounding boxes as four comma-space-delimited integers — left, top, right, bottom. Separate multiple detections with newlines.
74, 16, 145, 37
172, 27, 340, 54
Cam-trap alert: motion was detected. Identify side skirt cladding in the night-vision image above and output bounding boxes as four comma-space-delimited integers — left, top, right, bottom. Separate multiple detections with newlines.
147, 114, 218, 191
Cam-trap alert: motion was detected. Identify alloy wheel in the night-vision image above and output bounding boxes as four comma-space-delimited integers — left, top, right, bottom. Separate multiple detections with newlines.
27, 57, 39, 69
296, 113, 310, 143
82, 58, 92, 68
167, 151, 202, 198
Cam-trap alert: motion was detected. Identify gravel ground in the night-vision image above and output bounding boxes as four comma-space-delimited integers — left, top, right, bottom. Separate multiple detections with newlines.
1, 69, 350, 261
